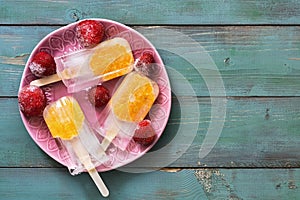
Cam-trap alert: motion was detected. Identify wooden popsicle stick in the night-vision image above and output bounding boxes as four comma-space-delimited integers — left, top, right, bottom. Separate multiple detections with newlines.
101, 131, 118, 151
30, 67, 76, 87
29, 64, 133, 87
70, 137, 109, 197
100, 113, 120, 151
30, 73, 62, 87
87, 168, 109, 197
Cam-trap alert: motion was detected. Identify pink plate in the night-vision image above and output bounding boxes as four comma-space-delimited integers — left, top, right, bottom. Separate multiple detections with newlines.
19, 18, 171, 172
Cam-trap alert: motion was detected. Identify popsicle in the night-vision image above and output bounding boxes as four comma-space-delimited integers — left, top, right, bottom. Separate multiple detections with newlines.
43, 96, 109, 197
31, 37, 134, 93
97, 71, 159, 151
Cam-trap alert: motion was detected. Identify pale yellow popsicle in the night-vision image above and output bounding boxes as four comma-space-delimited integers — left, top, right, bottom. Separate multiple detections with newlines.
43, 96, 109, 197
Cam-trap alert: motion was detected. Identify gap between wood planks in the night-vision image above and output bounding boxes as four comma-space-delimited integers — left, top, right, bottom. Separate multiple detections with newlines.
161, 166, 300, 172
3, 96, 300, 98
1, 24, 300, 27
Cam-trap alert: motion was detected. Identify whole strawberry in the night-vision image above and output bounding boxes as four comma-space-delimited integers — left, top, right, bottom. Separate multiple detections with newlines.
29, 51, 56, 78
18, 85, 46, 117
88, 85, 110, 108
134, 52, 155, 76
76, 20, 104, 47
133, 119, 156, 146
136, 52, 154, 67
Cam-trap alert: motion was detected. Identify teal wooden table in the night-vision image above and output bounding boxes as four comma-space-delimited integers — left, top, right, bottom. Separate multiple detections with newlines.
1, 1, 300, 199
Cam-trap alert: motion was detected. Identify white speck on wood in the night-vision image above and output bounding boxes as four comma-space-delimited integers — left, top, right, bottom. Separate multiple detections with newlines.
0, 54, 29, 66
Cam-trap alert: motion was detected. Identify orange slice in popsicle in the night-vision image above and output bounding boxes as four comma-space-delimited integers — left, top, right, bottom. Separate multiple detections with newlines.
89, 37, 134, 81
44, 96, 84, 140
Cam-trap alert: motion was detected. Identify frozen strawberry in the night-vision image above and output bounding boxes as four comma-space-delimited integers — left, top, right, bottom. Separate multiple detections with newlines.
136, 52, 154, 67
134, 52, 155, 76
88, 85, 110, 108
76, 20, 104, 47
29, 51, 56, 78
18, 85, 46, 117
133, 119, 156, 146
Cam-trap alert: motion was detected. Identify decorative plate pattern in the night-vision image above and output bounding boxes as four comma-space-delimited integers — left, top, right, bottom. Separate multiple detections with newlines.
19, 18, 171, 173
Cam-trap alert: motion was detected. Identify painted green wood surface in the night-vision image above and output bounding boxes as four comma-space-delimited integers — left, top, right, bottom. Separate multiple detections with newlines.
1, 168, 299, 200
1, 0, 300, 199
1, 0, 300, 25
1, 96, 299, 168
1, 26, 300, 97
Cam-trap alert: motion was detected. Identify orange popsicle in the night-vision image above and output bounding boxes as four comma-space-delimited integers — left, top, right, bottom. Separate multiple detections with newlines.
31, 37, 134, 93
43, 96, 109, 197
99, 71, 159, 151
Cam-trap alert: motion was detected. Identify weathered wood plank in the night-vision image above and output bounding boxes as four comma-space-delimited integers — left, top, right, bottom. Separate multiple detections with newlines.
1, 26, 300, 97
140, 25, 300, 96
1, 96, 299, 168
125, 96, 300, 168
194, 168, 300, 200
1, 0, 300, 25
0, 98, 61, 167
1, 168, 299, 200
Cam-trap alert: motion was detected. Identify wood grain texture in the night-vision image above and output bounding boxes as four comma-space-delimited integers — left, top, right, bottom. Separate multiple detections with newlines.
159, 96, 300, 168
1, 0, 300, 25
2, 0, 300, 199
1, 26, 300, 97
0, 98, 61, 167
2, 96, 299, 168
1, 168, 299, 200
